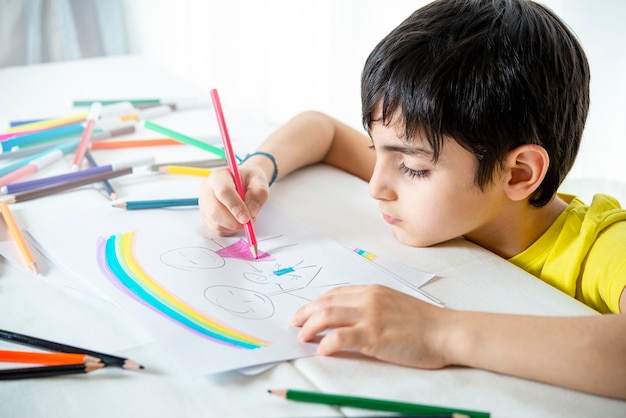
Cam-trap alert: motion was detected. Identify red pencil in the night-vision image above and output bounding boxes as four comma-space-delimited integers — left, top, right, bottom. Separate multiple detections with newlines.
210, 89, 258, 258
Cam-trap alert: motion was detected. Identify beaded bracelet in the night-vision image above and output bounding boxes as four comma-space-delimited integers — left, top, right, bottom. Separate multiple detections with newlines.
241, 151, 278, 187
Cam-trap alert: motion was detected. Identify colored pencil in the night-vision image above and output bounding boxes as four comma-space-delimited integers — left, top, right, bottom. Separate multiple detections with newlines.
158, 165, 212, 177
85, 151, 116, 200
0, 123, 83, 152
9, 118, 46, 127
0, 329, 143, 370
90, 138, 181, 150
0, 140, 78, 178
1, 166, 133, 204
2, 113, 87, 135
91, 123, 137, 141
74, 98, 163, 107
72, 102, 102, 171
0, 146, 68, 188
0, 200, 38, 275
210, 88, 258, 258
0, 362, 104, 380
267, 389, 490, 418
143, 120, 226, 159
0, 141, 69, 161
2, 164, 113, 195
73, 97, 203, 107
149, 158, 227, 171
0, 350, 101, 365
113, 198, 199, 210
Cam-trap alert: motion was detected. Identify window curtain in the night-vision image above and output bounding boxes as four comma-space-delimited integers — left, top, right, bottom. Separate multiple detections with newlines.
0, 0, 128, 67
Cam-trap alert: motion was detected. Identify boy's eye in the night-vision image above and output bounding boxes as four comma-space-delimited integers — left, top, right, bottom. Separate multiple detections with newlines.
400, 163, 429, 179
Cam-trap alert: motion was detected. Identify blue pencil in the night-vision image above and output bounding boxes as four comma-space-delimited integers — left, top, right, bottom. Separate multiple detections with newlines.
0, 123, 84, 152
0, 140, 79, 178
113, 198, 199, 210
85, 150, 117, 200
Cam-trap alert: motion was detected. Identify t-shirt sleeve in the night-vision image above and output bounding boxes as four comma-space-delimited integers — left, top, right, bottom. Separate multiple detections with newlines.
583, 222, 626, 313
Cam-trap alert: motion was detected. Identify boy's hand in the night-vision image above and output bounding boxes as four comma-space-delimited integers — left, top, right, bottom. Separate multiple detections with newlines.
291, 284, 452, 370
199, 164, 270, 236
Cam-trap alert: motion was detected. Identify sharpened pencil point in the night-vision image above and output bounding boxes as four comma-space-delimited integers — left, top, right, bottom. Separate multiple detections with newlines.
250, 245, 258, 259
28, 262, 39, 276
122, 359, 144, 370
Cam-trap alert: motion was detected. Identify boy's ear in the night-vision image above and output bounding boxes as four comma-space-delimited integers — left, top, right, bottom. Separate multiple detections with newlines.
502, 144, 549, 201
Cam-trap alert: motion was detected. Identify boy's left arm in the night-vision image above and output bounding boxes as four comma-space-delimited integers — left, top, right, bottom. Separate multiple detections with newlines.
292, 284, 626, 400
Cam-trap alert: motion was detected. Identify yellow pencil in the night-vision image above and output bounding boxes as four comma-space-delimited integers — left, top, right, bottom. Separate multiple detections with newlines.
158, 165, 213, 177
0, 200, 38, 275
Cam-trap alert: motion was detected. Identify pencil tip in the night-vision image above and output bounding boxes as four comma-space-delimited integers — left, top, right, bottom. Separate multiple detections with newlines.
29, 262, 39, 276
123, 359, 144, 370
250, 245, 258, 259
109, 193, 118, 201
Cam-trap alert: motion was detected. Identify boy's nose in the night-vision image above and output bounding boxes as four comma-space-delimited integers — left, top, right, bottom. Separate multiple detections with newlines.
368, 164, 396, 201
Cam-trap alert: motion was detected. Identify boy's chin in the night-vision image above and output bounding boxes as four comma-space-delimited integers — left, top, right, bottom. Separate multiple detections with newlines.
392, 228, 437, 248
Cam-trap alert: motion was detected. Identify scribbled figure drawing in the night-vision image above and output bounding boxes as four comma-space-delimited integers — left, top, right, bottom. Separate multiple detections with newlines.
215, 239, 274, 261
244, 260, 319, 287
204, 262, 350, 319
204, 286, 275, 319
160, 246, 225, 270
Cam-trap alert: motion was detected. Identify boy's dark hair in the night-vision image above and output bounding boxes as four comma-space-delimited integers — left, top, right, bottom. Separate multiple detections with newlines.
361, 0, 590, 206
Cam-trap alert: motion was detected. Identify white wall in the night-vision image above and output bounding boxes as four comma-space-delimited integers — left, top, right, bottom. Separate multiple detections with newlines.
123, 0, 626, 183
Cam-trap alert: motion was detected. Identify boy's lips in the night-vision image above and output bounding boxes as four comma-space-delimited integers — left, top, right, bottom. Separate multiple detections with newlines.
382, 212, 401, 225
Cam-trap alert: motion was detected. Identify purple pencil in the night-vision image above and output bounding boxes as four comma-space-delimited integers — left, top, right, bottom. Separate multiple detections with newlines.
0, 156, 153, 195
1, 165, 113, 194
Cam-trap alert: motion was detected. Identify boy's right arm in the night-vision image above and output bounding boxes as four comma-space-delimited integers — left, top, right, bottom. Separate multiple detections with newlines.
199, 111, 375, 235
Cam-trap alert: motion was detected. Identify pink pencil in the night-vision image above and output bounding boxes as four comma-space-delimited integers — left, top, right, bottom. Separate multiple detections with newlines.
0, 146, 67, 187
71, 102, 102, 171
210, 89, 258, 258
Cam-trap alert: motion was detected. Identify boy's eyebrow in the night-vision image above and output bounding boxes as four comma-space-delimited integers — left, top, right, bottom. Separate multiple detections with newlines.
379, 143, 434, 158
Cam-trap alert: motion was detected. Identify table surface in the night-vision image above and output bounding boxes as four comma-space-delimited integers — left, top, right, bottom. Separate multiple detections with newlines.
0, 55, 624, 418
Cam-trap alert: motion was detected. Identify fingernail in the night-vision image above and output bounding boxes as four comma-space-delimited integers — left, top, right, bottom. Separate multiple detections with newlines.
236, 212, 249, 224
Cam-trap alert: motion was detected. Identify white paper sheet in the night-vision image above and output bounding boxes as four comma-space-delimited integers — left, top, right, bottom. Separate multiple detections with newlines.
27, 204, 434, 375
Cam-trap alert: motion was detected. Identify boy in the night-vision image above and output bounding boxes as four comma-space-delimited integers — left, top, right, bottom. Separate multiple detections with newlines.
199, 0, 626, 399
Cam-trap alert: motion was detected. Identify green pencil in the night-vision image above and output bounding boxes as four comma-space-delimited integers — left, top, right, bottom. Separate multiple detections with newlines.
268, 389, 490, 418
143, 120, 225, 159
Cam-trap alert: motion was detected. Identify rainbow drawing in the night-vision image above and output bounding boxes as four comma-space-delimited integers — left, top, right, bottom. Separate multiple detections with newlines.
96, 231, 269, 349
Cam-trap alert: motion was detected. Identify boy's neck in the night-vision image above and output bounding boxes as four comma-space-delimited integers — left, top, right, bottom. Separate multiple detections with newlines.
467, 196, 569, 259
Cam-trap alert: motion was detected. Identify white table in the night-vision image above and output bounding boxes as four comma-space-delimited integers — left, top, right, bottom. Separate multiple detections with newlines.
0, 55, 624, 418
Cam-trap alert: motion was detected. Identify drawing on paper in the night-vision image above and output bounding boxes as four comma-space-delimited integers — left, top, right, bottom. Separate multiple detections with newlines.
203, 259, 347, 320
96, 231, 269, 349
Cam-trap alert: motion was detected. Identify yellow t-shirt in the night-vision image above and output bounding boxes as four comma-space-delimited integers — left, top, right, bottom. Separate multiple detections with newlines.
508, 194, 626, 313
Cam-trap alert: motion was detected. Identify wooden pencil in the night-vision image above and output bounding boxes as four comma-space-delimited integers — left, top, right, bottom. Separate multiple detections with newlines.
210, 89, 257, 258
149, 158, 227, 171
1, 166, 133, 204
158, 165, 212, 177
85, 150, 117, 200
0, 329, 143, 370
113, 198, 199, 210
0, 350, 101, 365
90, 138, 182, 150
0, 362, 104, 380
267, 389, 489, 418
0, 200, 38, 274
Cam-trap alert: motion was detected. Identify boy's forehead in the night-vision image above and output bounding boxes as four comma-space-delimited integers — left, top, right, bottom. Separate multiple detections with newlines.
369, 118, 430, 148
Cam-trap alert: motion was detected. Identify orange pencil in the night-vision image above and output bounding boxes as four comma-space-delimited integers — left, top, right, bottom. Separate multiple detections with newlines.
90, 138, 182, 150
0, 200, 38, 275
0, 350, 102, 365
